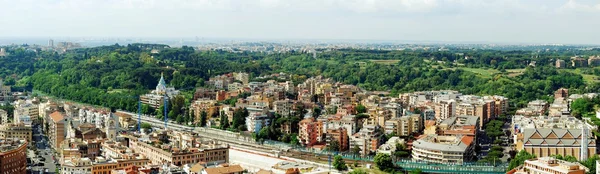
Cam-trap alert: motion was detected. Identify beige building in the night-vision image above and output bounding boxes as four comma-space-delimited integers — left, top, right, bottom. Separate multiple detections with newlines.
128, 132, 229, 166
396, 114, 422, 137
48, 111, 66, 150
62, 157, 93, 174
0, 109, 8, 125
435, 99, 455, 120
512, 157, 587, 174
0, 123, 32, 142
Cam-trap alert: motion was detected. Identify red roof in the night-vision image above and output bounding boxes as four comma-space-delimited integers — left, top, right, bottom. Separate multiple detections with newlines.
50, 111, 65, 123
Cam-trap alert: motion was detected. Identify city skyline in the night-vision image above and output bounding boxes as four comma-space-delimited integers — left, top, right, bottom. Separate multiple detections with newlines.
1, 0, 600, 45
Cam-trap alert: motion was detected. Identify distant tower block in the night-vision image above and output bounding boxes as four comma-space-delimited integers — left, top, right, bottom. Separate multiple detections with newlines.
48, 39, 54, 47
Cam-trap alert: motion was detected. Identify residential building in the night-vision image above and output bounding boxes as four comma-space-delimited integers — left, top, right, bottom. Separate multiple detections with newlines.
49, 111, 66, 150
350, 125, 382, 156
0, 123, 32, 142
0, 139, 27, 174
571, 57, 588, 67
411, 134, 475, 164
589, 56, 600, 67
273, 99, 293, 117
377, 137, 405, 155
556, 59, 566, 69
62, 157, 93, 174
435, 99, 455, 120
13, 99, 39, 124
512, 115, 596, 161
0, 79, 11, 103
438, 116, 479, 138
0, 109, 7, 125
513, 157, 587, 174
397, 114, 422, 137
191, 99, 218, 122
140, 73, 180, 108
326, 127, 348, 151
234, 72, 249, 85
128, 132, 229, 166
555, 88, 569, 100
245, 113, 270, 133
298, 118, 324, 147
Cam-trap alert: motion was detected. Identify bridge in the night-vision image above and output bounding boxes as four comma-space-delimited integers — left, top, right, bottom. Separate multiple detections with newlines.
396, 160, 507, 174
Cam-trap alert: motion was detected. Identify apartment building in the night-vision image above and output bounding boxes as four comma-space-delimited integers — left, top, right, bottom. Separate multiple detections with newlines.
245, 113, 270, 134
191, 99, 218, 121
128, 132, 229, 166
48, 111, 66, 150
350, 125, 382, 156
62, 157, 93, 174
0, 139, 27, 174
412, 134, 475, 164
0, 123, 32, 142
437, 115, 479, 139
298, 118, 324, 147
435, 99, 455, 120
326, 127, 348, 151
13, 99, 39, 124
396, 114, 422, 137
0, 109, 7, 125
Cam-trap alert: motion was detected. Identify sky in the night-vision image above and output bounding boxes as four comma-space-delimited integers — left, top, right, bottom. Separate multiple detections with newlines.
0, 0, 599, 44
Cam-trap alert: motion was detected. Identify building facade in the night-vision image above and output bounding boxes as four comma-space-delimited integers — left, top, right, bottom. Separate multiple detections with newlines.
0, 139, 27, 174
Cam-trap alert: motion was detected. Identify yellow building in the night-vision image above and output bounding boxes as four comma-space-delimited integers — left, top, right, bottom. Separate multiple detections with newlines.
0, 123, 32, 142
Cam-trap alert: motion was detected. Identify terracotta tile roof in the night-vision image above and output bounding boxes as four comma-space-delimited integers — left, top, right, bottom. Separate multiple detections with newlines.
50, 111, 65, 123
204, 165, 244, 174
460, 136, 474, 145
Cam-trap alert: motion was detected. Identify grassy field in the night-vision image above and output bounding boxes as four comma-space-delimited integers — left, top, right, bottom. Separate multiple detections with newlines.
370, 59, 400, 65
506, 68, 526, 77
458, 68, 500, 78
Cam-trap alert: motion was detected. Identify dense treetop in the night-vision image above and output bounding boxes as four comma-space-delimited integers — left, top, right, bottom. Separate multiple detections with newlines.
0, 44, 599, 113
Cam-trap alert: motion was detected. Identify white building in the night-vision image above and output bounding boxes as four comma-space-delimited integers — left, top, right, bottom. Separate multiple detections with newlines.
412, 134, 475, 164
62, 157, 92, 174
245, 113, 270, 133
140, 73, 180, 108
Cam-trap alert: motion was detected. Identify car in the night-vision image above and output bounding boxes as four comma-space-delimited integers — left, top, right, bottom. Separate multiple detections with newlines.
39, 158, 45, 161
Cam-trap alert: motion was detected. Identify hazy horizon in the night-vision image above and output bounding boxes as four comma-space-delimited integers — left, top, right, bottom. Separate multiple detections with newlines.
1, 0, 600, 45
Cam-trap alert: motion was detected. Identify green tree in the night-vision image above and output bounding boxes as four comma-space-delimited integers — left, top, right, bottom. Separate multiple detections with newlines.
312, 107, 322, 119
200, 111, 208, 127
508, 150, 536, 170
348, 169, 368, 174
328, 140, 340, 152
352, 145, 361, 158
141, 122, 152, 129
333, 155, 348, 171
410, 169, 423, 174
374, 153, 394, 171
219, 112, 229, 130
356, 104, 367, 114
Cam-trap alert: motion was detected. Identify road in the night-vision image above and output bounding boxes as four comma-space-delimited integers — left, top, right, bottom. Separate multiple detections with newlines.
30, 124, 58, 174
